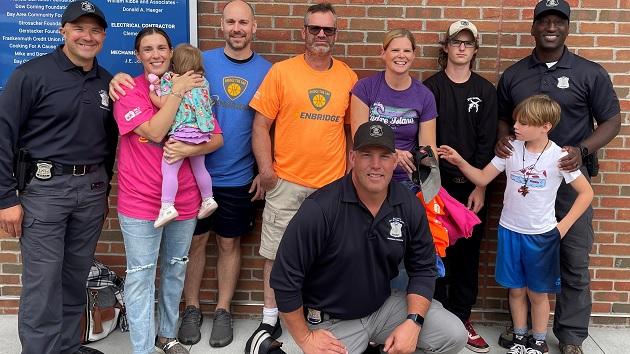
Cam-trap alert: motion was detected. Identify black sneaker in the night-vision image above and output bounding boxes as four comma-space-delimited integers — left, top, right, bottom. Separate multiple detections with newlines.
73, 346, 104, 354
177, 305, 203, 345
559, 343, 584, 354
527, 337, 549, 354
209, 308, 233, 347
245, 321, 283, 353
499, 325, 514, 349
507, 334, 529, 354
155, 337, 189, 354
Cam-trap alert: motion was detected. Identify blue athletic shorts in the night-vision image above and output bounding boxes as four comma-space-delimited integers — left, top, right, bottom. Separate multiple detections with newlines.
193, 184, 257, 238
495, 225, 561, 293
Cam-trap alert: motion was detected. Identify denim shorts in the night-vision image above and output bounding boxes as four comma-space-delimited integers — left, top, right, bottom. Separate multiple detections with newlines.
495, 225, 561, 293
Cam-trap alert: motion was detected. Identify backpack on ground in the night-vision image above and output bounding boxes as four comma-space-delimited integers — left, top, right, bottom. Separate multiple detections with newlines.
80, 259, 129, 343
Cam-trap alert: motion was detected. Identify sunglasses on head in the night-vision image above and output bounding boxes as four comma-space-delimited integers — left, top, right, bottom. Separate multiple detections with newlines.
304, 25, 337, 36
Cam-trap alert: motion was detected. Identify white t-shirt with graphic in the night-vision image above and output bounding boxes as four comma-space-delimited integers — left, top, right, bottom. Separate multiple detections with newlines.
491, 139, 583, 234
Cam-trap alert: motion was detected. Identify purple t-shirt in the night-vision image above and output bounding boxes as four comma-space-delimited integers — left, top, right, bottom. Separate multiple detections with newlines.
352, 71, 437, 181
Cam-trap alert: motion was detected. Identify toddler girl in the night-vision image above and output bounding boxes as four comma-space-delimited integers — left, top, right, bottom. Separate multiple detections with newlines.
149, 43, 219, 228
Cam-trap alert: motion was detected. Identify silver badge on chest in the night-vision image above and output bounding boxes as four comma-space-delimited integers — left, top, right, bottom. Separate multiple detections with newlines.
557, 76, 570, 89
389, 218, 403, 238
34, 162, 53, 180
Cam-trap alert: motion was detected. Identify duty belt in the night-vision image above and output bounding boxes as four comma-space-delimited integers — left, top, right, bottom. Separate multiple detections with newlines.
32, 160, 101, 180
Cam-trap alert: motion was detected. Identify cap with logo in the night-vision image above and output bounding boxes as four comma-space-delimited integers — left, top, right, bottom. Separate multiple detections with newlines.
448, 19, 478, 39
62, 1, 108, 29
353, 121, 395, 153
534, 0, 570, 21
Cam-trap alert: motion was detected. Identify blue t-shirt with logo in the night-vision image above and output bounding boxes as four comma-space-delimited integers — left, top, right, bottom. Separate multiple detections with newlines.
202, 48, 271, 187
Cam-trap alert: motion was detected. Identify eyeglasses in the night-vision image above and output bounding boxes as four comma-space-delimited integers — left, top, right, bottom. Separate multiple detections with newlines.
449, 39, 476, 48
304, 25, 337, 36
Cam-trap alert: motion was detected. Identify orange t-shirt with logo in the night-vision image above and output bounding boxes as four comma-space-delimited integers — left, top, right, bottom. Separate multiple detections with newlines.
250, 55, 358, 189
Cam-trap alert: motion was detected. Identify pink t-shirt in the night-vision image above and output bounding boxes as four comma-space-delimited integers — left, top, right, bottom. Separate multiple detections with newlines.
113, 74, 204, 220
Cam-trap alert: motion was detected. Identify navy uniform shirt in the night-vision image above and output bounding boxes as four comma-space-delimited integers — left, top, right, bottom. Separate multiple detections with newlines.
0, 46, 117, 208
497, 46, 620, 147
271, 173, 436, 320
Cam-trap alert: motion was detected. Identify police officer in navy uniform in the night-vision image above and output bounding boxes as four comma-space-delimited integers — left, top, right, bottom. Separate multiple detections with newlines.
0, 1, 117, 353
270, 121, 467, 354
495, 1, 621, 353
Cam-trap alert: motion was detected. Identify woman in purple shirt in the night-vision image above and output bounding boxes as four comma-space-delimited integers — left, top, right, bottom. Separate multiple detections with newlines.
351, 29, 438, 189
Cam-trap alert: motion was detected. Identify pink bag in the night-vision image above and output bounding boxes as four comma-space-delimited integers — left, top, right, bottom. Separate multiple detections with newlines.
436, 187, 481, 246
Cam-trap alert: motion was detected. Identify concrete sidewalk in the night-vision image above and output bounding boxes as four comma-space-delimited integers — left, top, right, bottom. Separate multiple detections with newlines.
1, 315, 628, 353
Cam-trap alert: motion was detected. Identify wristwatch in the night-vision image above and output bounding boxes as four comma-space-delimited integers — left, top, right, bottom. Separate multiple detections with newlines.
406, 313, 424, 327
578, 145, 589, 161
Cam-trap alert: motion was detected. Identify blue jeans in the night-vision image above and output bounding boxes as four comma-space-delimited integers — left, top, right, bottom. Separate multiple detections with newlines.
119, 214, 196, 354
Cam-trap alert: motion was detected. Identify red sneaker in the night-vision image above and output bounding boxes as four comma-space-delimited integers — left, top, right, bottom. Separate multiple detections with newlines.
464, 320, 490, 353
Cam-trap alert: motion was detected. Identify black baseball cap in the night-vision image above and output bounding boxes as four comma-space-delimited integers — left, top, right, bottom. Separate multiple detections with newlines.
353, 121, 395, 153
534, 0, 570, 21
62, 1, 108, 29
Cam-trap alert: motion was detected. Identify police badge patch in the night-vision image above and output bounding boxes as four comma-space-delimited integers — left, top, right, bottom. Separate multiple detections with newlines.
223, 76, 248, 100
308, 88, 331, 111
387, 217, 405, 242
81, 1, 95, 12
369, 124, 383, 137
99, 90, 110, 109
546, 0, 559, 7
557, 76, 570, 89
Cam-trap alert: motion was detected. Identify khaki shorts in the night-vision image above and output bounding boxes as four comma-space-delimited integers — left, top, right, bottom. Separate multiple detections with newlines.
259, 178, 316, 260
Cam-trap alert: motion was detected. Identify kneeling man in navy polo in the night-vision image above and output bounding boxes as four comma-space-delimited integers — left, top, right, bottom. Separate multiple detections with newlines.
270, 121, 467, 354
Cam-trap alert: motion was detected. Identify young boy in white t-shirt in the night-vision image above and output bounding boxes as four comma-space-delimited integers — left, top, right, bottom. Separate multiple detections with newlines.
438, 94, 593, 354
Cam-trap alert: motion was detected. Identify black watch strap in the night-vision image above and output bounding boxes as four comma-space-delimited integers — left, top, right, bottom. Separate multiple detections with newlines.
579, 145, 589, 159
406, 313, 424, 327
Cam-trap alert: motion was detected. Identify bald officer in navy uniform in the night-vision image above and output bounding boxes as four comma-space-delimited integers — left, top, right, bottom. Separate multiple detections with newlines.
0, 2, 117, 353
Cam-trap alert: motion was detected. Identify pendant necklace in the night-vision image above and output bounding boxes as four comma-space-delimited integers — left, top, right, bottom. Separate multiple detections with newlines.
518, 139, 550, 197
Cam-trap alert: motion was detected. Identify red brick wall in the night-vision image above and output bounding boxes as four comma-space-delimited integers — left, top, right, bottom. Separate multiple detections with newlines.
1, 1, 629, 325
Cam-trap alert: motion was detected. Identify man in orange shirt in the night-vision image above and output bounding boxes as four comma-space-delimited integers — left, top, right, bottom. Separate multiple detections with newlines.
248, 2, 357, 352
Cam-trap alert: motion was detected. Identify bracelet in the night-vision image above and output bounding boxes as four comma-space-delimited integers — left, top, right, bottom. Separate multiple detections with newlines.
171, 91, 184, 99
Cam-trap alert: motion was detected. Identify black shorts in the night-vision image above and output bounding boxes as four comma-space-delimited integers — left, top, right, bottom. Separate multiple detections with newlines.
193, 184, 256, 238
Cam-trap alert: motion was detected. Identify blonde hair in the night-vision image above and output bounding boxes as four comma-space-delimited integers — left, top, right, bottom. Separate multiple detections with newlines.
513, 94, 561, 129
172, 44, 205, 75
383, 28, 416, 51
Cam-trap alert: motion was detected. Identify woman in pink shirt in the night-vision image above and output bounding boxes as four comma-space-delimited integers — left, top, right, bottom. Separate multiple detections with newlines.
112, 27, 222, 354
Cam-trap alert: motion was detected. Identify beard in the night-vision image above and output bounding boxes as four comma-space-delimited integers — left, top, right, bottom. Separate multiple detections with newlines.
225, 32, 250, 51
306, 41, 332, 57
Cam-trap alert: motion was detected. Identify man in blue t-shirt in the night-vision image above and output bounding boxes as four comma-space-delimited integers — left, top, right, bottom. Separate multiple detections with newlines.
177, 0, 271, 348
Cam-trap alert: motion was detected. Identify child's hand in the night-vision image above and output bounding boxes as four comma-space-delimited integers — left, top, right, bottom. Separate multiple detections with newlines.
437, 145, 464, 166
147, 73, 159, 84
147, 74, 162, 96
171, 70, 204, 95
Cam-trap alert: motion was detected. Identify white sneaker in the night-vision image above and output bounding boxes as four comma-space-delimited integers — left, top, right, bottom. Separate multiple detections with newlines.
198, 197, 218, 219
154, 204, 179, 228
